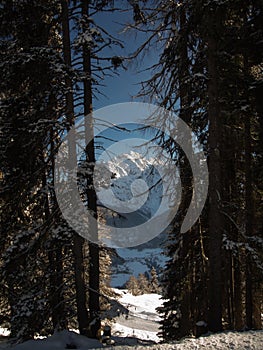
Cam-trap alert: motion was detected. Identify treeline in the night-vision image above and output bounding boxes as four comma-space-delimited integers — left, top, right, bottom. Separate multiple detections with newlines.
131, 0, 263, 340
0, 0, 123, 341
126, 267, 161, 296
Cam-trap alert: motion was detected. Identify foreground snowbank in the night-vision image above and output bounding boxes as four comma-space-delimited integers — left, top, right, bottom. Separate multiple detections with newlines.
0, 330, 103, 349
115, 331, 263, 349
1, 330, 262, 350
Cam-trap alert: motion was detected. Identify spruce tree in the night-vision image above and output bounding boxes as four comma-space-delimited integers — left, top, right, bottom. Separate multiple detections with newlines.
130, 0, 263, 339
0, 0, 125, 340
138, 273, 150, 294
0, 0, 67, 339
150, 267, 160, 293
126, 276, 140, 296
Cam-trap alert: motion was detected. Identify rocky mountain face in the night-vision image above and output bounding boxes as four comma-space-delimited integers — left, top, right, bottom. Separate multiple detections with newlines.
94, 151, 169, 287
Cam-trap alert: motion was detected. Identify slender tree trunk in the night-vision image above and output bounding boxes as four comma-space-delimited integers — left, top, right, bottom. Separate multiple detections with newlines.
222, 126, 243, 329
207, 12, 223, 332
233, 254, 243, 330
243, 7, 262, 330
45, 116, 67, 331
82, 0, 101, 338
244, 105, 253, 329
177, 7, 193, 337
223, 250, 235, 329
242, 50, 257, 330
52, 131, 67, 331
44, 162, 60, 331
61, 0, 89, 335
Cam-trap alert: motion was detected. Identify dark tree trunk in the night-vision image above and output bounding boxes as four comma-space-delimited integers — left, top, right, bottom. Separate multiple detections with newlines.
244, 105, 253, 330
207, 12, 223, 332
61, 0, 89, 335
243, 4, 263, 330
233, 255, 243, 330
82, 0, 101, 338
46, 126, 67, 331
176, 7, 193, 338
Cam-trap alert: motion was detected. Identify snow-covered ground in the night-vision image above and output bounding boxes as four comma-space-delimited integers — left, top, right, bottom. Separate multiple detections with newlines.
0, 331, 103, 350
0, 290, 262, 349
111, 289, 162, 343
116, 331, 263, 349
1, 329, 262, 350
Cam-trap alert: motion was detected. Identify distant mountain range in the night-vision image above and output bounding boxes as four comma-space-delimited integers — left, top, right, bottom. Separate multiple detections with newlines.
94, 151, 170, 287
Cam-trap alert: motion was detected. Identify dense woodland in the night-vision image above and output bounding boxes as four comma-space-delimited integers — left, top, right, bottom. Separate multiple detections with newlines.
0, 0, 262, 344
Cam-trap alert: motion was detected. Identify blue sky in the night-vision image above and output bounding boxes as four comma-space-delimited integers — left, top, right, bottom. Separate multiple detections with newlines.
92, 6, 157, 109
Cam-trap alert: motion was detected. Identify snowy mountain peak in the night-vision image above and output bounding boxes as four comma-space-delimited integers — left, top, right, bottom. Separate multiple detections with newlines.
95, 151, 163, 217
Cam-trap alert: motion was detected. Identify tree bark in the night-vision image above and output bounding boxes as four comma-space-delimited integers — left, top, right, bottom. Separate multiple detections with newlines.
207, 11, 223, 332
82, 0, 101, 338
244, 103, 253, 329
61, 0, 89, 335
177, 7, 193, 338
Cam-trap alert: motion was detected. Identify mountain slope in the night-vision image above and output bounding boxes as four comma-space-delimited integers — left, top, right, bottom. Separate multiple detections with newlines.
94, 151, 170, 285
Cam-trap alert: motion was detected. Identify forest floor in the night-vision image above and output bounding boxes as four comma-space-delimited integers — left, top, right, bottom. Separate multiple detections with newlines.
0, 289, 262, 349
